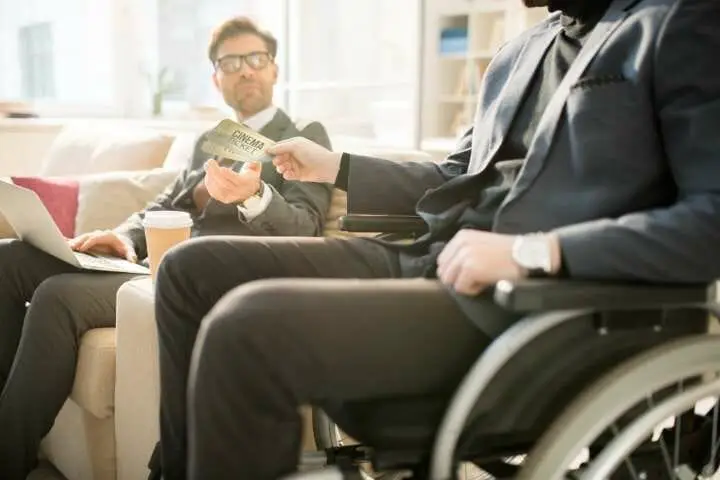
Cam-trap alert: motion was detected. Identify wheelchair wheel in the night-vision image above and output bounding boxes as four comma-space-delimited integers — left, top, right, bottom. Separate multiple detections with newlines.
518, 335, 720, 480
582, 377, 720, 479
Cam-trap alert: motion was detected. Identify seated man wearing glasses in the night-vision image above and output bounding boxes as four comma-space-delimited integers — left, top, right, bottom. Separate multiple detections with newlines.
0, 16, 332, 480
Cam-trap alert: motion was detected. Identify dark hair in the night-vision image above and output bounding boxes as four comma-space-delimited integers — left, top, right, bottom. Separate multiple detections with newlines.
208, 16, 278, 64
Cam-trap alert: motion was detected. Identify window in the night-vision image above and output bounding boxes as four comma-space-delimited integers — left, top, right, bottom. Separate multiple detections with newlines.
18, 23, 55, 99
157, 0, 421, 147
0, 0, 422, 148
157, 0, 285, 107
285, 0, 420, 147
0, 0, 115, 110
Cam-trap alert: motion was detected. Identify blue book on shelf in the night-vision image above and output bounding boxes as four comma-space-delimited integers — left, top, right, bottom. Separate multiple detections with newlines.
439, 28, 468, 55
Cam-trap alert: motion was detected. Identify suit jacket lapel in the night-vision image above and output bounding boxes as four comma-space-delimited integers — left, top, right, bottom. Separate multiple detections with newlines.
417, 17, 562, 226
469, 17, 562, 174
259, 109, 294, 141
500, 0, 635, 208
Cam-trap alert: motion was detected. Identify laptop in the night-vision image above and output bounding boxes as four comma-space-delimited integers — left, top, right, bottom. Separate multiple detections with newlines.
0, 180, 150, 275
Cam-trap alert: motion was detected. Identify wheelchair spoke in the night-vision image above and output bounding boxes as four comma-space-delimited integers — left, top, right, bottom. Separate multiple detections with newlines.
705, 401, 720, 477
673, 381, 684, 471
645, 395, 676, 478
611, 423, 642, 480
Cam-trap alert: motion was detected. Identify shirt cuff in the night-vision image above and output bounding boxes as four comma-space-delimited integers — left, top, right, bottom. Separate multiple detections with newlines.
236, 182, 273, 221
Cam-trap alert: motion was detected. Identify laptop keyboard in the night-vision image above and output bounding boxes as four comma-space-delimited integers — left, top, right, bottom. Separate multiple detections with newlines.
74, 251, 149, 273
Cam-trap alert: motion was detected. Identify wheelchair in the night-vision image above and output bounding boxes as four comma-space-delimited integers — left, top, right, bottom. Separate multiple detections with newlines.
294, 215, 720, 479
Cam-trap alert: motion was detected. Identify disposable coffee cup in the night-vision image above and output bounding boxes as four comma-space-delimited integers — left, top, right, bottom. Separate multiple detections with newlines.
142, 211, 193, 278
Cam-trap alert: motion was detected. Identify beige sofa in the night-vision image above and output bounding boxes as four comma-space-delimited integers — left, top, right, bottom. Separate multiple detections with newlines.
0, 121, 433, 480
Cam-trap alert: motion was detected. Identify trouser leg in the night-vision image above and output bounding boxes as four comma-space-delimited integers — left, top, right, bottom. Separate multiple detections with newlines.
155, 235, 400, 480
188, 277, 509, 479
0, 271, 137, 479
0, 239, 78, 387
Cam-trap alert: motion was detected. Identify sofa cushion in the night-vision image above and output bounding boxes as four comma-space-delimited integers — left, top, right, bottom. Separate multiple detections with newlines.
162, 131, 201, 170
11, 176, 80, 238
71, 328, 117, 419
1, 169, 180, 238
40, 123, 174, 176
74, 168, 181, 235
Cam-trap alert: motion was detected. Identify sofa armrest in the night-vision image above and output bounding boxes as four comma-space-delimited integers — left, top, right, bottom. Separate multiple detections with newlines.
494, 279, 712, 313
114, 277, 160, 480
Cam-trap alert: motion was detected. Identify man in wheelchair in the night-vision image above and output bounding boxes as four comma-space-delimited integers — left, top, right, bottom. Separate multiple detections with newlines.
152, 0, 720, 478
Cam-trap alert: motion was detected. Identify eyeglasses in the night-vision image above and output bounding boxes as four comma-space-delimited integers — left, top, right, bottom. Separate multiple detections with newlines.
214, 52, 273, 74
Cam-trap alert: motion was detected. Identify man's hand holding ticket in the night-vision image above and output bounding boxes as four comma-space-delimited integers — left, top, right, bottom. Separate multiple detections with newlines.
201, 119, 276, 165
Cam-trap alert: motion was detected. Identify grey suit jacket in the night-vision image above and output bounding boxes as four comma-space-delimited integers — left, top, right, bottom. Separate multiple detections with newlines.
345, 0, 720, 334
115, 109, 333, 260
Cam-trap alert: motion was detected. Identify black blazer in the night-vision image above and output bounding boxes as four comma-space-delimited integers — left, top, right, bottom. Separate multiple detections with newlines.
345, 0, 720, 335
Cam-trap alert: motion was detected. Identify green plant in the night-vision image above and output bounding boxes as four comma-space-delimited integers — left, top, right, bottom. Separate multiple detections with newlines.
147, 66, 178, 116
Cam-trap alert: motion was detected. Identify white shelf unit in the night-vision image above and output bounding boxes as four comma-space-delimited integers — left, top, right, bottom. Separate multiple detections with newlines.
420, 0, 548, 158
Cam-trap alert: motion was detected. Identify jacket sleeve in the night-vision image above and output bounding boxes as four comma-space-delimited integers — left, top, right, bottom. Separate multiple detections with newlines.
344, 127, 473, 215
244, 121, 334, 236
554, 0, 720, 283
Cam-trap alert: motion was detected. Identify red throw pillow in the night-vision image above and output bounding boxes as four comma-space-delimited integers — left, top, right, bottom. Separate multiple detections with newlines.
11, 176, 80, 238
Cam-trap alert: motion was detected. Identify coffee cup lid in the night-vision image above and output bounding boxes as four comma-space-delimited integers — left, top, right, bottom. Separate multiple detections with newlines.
142, 210, 193, 229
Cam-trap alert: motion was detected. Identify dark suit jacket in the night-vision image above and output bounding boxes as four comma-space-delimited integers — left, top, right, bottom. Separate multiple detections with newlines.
345, 0, 720, 335
115, 109, 333, 260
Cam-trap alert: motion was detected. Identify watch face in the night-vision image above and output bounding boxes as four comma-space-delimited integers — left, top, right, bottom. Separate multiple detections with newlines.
514, 236, 552, 273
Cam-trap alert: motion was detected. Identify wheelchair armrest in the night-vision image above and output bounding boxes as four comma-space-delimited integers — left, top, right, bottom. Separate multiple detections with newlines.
338, 214, 428, 235
494, 278, 711, 312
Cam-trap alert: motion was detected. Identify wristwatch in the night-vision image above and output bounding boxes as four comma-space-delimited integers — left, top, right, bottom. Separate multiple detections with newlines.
511, 233, 553, 277
239, 182, 265, 210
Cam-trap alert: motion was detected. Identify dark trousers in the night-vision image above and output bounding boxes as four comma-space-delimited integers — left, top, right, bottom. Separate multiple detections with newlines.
0, 239, 138, 479
155, 236, 514, 480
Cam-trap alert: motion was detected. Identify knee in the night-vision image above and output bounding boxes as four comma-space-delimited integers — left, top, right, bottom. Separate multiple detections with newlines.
155, 237, 205, 297
156, 237, 225, 289
33, 275, 77, 304
28, 276, 81, 334
155, 237, 228, 331
156, 238, 196, 280
198, 280, 294, 351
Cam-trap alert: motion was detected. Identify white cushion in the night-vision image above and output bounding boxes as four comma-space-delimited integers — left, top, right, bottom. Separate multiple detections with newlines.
163, 132, 201, 170
74, 168, 181, 235
40, 123, 174, 176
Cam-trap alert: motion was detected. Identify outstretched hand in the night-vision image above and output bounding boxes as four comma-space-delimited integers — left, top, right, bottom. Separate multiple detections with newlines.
204, 159, 262, 204
267, 137, 342, 184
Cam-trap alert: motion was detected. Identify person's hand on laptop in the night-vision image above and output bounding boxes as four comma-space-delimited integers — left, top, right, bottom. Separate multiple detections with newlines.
204, 159, 263, 204
68, 230, 138, 263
